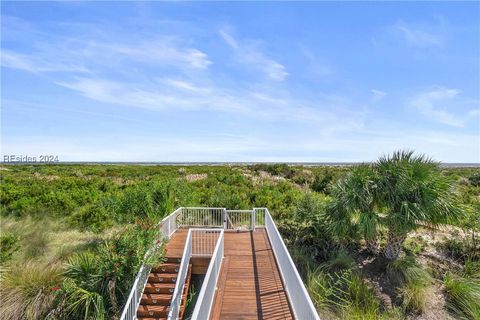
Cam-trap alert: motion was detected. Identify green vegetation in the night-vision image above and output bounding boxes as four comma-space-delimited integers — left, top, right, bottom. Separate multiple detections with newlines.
387, 256, 432, 313
328, 151, 459, 260
0, 151, 478, 319
444, 273, 480, 320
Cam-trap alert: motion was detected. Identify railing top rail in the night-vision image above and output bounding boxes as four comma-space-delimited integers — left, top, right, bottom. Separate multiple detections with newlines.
182, 207, 225, 209
264, 208, 320, 320
155, 207, 183, 227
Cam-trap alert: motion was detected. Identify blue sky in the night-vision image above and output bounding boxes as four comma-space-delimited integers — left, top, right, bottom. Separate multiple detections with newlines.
1, 2, 479, 162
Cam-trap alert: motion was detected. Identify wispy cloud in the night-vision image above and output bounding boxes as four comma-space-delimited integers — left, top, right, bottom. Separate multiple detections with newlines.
393, 20, 445, 48
1, 50, 89, 73
219, 29, 288, 81
1, 35, 211, 75
371, 89, 387, 103
57, 76, 365, 131
408, 86, 477, 127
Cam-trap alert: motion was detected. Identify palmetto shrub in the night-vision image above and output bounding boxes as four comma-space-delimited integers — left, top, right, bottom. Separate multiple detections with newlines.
55, 221, 165, 319
328, 150, 460, 260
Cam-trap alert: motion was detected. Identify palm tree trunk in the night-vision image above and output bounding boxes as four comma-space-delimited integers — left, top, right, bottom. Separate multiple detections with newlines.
383, 228, 407, 260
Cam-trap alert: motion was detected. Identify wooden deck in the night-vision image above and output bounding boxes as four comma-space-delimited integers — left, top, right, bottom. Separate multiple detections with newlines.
164, 228, 294, 319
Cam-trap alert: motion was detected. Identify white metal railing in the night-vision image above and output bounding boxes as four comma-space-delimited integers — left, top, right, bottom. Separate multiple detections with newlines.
158, 207, 182, 238
253, 207, 266, 227
262, 208, 320, 320
121, 207, 320, 320
119, 264, 151, 320
168, 228, 224, 319
120, 208, 182, 320
225, 209, 254, 230
168, 229, 193, 320
178, 207, 224, 228
191, 229, 223, 257
191, 230, 224, 320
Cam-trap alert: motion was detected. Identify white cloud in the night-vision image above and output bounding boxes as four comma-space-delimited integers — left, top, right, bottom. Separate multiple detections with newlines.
219, 30, 238, 49
219, 29, 288, 81
408, 87, 477, 127
371, 89, 387, 103
1, 36, 211, 74
56, 76, 365, 131
393, 20, 444, 48
1, 50, 89, 73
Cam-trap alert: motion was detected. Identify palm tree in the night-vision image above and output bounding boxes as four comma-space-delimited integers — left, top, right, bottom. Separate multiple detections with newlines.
328, 164, 381, 254
376, 150, 459, 260
327, 151, 459, 260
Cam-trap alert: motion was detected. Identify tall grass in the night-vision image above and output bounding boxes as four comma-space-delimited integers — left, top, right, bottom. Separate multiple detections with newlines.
0, 261, 62, 320
306, 266, 381, 319
387, 256, 432, 313
444, 273, 480, 320
321, 249, 355, 272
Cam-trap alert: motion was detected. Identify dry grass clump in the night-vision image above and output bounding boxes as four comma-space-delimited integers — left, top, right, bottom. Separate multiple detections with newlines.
0, 261, 62, 320
184, 173, 208, 182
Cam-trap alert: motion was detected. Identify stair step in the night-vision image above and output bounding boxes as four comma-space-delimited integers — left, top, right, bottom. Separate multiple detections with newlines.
151, 263, 180, 274
143, 283, 176, 294
137, 305, 170, 318
141, 293, 173, 305
148, 273, 177, 283
164, 257, 182, 264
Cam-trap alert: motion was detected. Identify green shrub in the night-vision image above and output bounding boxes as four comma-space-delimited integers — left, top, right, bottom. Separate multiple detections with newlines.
69, 204, 113, 232
58, 221, 164, 319
311, 170, 334, 194
0, 233, 19, 264
444, 273, 480, 320
468, 172, 480, 187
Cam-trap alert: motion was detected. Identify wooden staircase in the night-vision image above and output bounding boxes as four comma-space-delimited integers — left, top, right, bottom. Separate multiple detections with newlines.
137, 257, 192, 320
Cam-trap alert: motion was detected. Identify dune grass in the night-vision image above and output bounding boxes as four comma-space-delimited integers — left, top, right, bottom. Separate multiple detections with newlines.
0, 261, 62, 320
444, 272, 480, 320
387, 255, 432, 313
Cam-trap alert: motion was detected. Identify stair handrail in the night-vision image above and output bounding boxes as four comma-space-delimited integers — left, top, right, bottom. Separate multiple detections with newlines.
191, 229, 224, 320
167, 228, 193, 320
261, 207, 321, 320
120, 208, 183, 320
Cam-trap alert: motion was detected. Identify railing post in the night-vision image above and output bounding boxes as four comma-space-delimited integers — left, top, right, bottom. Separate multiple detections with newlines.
251, 209, 255, 231
223, 208, 227, 229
